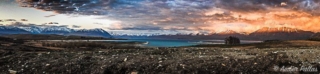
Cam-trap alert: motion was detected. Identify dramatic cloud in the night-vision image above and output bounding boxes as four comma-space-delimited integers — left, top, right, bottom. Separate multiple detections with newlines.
72, 25, 81, 28
7, 22, 75, 29
16, 0, 320, 33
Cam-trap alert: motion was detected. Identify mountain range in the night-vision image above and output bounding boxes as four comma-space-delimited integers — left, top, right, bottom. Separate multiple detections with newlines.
0, 25, 113, 38
0, 25, 318, 40
249, 27, 314, 40
147, 27, 316, 40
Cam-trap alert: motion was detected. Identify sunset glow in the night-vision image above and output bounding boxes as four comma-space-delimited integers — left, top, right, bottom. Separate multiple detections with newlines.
1, 0, 320, 34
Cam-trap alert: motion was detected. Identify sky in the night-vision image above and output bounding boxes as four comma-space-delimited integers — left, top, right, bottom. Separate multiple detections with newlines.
1, 0, 320, 34
0, 0, 117, 28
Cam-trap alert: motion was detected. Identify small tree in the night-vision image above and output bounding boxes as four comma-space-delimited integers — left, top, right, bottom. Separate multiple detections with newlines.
225, 36, 240, 45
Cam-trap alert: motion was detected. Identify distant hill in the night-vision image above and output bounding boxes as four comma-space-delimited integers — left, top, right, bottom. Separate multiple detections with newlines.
309, 32, 320, 41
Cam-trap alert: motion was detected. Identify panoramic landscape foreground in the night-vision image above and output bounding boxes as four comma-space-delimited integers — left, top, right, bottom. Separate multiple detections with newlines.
0, 35, 320, 74
2, 0, 320, 74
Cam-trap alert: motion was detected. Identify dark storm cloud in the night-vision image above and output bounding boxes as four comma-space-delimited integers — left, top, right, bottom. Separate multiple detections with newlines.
17, 0, 114, 15
17, 0, 213, 15
18, 0, 320, 14
15, 0, 320, 32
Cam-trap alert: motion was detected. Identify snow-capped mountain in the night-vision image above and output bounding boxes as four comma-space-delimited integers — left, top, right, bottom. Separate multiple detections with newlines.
0, 26, 31, 34
249, 27, 314, 40
217, 30, 240, 35
0, 25, 113, 38
14, 26, 43, 34
75, 28, 107, 33
69, 28, 112, 38
41, 26, 74, 35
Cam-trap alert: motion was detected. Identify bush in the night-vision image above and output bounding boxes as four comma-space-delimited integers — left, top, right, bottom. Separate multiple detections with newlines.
263, 39, 281, 43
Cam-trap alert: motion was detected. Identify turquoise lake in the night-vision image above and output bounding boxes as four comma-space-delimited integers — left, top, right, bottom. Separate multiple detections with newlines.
46, 39, 262, 47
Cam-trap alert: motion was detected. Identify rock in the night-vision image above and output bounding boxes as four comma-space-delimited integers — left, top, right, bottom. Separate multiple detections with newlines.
124, 58, 127, 62
221, 63, 226, 66
130, 71, 138, 74
45, 64, 50, 66
8, 70, 17, 74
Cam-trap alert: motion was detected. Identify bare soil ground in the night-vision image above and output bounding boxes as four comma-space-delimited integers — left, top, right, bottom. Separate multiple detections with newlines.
0, 40, 320, 74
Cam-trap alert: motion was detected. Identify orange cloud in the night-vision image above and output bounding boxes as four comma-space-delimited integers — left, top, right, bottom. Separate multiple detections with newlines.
200, 8, 320, 33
